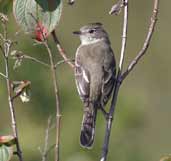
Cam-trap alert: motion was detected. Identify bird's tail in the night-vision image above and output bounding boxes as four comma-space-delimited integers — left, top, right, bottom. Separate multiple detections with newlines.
80, 106, 97, 148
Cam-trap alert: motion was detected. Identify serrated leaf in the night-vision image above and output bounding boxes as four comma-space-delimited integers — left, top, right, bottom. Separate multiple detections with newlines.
0, 145, 13, 161
13, 0, 62, 36
0, 136, 16, 146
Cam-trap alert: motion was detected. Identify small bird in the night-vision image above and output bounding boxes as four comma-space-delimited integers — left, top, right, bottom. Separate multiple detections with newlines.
73, 23, 116, 148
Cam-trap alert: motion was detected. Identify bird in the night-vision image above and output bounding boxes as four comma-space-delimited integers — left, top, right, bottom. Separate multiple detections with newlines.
73, 22, 116, 148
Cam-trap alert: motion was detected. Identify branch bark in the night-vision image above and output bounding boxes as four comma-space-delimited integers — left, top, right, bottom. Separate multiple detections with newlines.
100, 0, 159, 161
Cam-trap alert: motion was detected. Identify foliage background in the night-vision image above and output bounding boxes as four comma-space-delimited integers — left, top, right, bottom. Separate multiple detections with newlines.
0, 0, 170, 161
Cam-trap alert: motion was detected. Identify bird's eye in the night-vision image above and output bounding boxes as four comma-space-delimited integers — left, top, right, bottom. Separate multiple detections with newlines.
89, 29, 96, 33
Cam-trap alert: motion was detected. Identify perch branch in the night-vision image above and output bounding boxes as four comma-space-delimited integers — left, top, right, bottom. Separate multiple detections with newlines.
100, 0, 159, 161
43, 41, 61, 161
121, 0, 159, 81
100, 1, 128, 161
51, 30, 75, 69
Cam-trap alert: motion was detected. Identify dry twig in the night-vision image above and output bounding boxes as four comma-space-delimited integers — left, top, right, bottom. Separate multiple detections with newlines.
51, 30, 75, 69
0, 13, 24, 161
43, 41, 61, 161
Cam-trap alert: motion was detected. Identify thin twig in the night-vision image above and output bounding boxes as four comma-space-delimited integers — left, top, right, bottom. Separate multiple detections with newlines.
4, 42, 24, 161
23, 55, 50, 68
10, 51, 50, 68
43, 41, 61, 161
0, 72, 7, 79
1, 16, 24, 161
41, 116, 52, 161
100, 1, 128, 161
121, 0, 159, 81
55, 59, 75, 68
51, 30, 75, 69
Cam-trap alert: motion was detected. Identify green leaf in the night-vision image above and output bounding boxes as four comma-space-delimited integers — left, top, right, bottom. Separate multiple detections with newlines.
35, 0, 61, 11
0, 145, 13, 161
13, 0, 62, 35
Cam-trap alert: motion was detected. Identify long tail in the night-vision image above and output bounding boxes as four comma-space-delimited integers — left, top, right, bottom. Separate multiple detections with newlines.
80, 106, 97, 148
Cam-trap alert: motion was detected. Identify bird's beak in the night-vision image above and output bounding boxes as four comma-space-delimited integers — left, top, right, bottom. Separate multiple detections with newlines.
73, 31, 82, 35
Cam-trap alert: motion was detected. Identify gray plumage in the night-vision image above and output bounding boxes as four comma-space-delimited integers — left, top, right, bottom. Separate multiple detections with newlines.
74, 23, 116, 148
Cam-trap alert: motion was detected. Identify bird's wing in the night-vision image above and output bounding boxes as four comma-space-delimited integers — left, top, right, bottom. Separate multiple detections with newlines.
101, 48, 116, 106
75, 58, 90, 106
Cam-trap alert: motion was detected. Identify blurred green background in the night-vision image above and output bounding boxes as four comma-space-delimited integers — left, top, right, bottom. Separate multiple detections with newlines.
0, 0, 171, 161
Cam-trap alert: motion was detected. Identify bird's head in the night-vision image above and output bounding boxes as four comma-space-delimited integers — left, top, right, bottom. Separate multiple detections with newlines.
73, 23, 109, 45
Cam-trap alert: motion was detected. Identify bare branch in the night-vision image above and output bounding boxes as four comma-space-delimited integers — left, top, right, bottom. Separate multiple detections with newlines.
51, 30, 75, 69
100, 0, 159, 161
100, 1, 128, 161
43, 41, 61, 161
121, 0, 159, 81
2, 30, 24, 161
